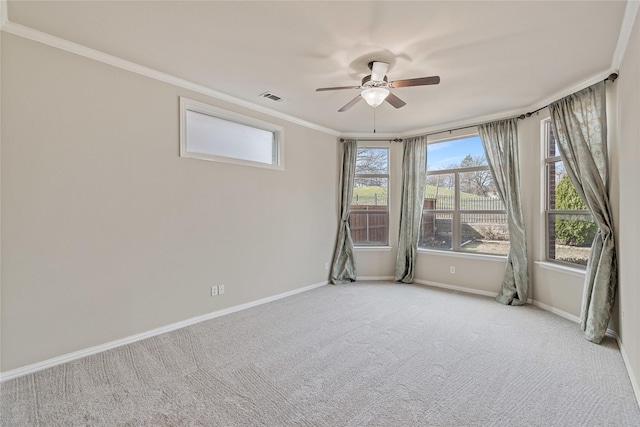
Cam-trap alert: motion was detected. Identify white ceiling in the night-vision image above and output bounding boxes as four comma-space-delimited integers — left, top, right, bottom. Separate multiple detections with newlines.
5, 1, 630, 136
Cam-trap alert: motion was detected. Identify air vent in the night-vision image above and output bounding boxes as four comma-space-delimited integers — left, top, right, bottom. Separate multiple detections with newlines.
259, 92, 285, 102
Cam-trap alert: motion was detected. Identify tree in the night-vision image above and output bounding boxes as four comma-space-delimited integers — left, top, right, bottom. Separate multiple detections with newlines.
355, 148, 387, 187
452, 154, 493, 197
555, 174, 596, 246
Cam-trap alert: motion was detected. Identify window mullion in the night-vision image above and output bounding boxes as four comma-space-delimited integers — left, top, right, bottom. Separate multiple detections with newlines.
420, 134, 510, 256
351, 147, 389, 247
453, 171, 461, 251
544, 118, 594, 267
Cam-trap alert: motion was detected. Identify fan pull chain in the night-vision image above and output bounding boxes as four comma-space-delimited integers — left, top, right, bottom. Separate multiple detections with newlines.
373, 107, 377, 133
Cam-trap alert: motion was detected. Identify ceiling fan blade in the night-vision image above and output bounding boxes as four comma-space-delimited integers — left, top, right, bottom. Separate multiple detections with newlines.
389, 76, 440, 88
338, 95, 363, 112
370, 61, 389, 82
316, 85, 361, 92
385, 92, 406, 109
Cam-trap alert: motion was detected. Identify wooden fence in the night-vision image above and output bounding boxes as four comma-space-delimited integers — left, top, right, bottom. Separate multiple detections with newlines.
349, 205, 388, 245
425, 194, 505, 212
349, 196, 506, 246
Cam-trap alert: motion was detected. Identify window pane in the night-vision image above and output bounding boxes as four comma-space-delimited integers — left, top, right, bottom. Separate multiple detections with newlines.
548, 213, 595, 265
552, 167, 588, 211
352, 147, 388, 246
425, 173, 455, 210
352, 177, 388, 206
349, 208, 388, 245
427, 136, 486, 171
419, 212, 452, 250
356, 148, 388, 174
546, 121, 560, 158
460, 213, 510, 255
547, 160, 568, 210
186, 110, 275, 164
458, 172, 505, 210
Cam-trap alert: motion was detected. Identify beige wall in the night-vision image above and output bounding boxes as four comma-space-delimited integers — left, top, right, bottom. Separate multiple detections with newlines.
352, 83, 615, 323
616, 6, 640, 398
1, 34, 338, 371
2, 12, 638, 394
517, 107, 587, 317
354, 13, 640, 396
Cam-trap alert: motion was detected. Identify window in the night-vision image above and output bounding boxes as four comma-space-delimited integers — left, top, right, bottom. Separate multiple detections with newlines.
180, 97, 284, 170
350, 147, 389, 246
544, 120, 595, 266
419, 135, 509, 255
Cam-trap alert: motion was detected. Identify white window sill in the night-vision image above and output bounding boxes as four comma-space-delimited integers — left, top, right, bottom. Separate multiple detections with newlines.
417, 248, 507, 262
535, 261, 586, 278
354, 246, 393, 252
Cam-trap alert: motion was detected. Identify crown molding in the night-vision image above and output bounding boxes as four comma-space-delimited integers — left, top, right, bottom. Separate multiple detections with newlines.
342, 67, 615, 140
343, 2, 638, 139
1, 1, 636, 140
0, 0, 8, 27
612, 0, 640, 71
0, 21, 341, 137
519, 69, 615, 117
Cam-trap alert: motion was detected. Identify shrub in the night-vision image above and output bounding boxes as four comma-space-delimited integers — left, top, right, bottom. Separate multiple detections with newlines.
555, 174, 596, 246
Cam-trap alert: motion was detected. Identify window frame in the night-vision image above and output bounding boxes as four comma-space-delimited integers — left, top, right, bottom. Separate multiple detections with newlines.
543, 119, 593, 268
179, 97, 284, 170
419, 133, 508, 256
350, 145, 390, 247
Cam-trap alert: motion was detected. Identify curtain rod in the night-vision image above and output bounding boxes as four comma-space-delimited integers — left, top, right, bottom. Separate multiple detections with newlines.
340, 73, 618, 143
339, 138, 403, 143
516, 73, 618, 120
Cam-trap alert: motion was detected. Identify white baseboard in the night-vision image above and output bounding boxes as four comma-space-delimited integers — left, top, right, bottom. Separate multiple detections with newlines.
0, 280, 328, 382
413, 279, 499, 299
412, 279, 639, 409
5, 277, 638, 410
356, 276, 395, 281
529, 299, 581, 324
614, 333, 640, 408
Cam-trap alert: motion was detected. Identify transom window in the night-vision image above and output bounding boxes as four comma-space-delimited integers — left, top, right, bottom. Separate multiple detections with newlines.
544, 120, 595, 266
419, 135, 509, 255
350, 147, 389, 246
180, 97, 284, 170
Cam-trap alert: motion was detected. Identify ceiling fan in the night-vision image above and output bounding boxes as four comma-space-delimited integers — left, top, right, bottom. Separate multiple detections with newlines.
316, 61, 440, 112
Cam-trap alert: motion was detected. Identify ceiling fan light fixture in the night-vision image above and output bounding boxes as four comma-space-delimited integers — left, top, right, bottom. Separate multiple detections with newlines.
361, 87, 390, 108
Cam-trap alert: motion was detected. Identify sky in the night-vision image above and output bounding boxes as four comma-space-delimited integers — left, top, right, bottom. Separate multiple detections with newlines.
427, 135, 486, 170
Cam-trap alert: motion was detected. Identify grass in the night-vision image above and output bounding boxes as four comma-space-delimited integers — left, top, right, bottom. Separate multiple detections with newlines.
425, 185, 487, 200
352, 186, 387, 205
353, 185, 501, 210
354, 185, 486, 199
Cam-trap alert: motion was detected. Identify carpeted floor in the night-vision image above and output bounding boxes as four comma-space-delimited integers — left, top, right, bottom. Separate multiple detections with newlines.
2, 281, 639, 426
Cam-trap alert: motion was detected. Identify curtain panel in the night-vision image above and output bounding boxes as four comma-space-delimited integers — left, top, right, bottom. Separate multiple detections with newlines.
549, 81, 617, 344
395, 136, 428, 283
478, 119, 529, 305
330, 139, 358, 284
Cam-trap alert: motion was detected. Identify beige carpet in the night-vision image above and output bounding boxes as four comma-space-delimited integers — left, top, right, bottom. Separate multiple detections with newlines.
2, 281, 639, 426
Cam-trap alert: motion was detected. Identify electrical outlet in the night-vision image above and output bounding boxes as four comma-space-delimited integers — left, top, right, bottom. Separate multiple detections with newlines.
211, 285, 218, 296
219, 285, 225, 295
324, 262, 329, 271
450, 266, 456, 274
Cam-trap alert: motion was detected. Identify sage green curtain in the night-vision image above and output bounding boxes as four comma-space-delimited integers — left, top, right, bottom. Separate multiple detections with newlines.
330, 139, 358, 284
478, 119, 529, 306
549, 81, 616, 344
395, 136, 428, 283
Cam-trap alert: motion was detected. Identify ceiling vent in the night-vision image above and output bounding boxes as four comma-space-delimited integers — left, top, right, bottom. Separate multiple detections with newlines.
259, 92, 285, 102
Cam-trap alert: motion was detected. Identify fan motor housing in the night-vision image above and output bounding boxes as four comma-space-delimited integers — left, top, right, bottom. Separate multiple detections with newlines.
361, 75, 389, 88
